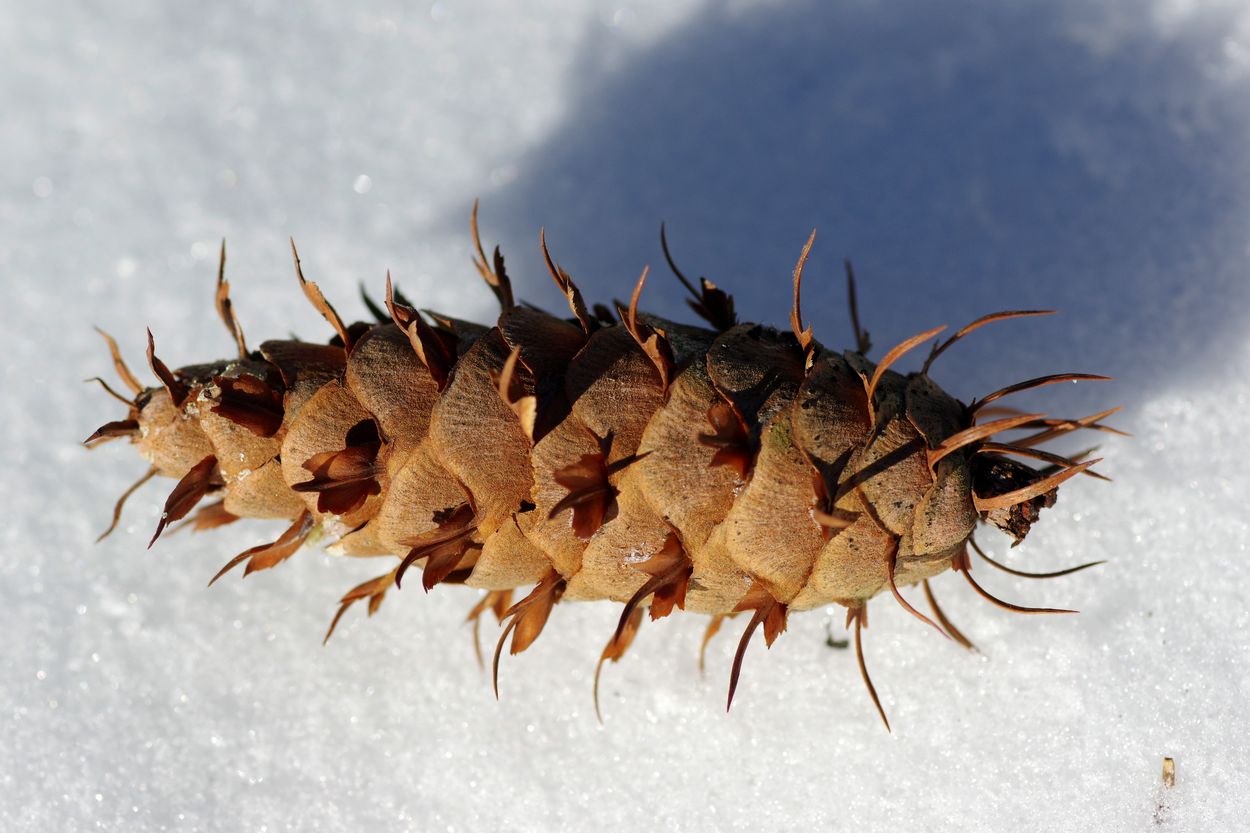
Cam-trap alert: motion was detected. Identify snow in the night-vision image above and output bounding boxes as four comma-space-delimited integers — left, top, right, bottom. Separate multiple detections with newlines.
4, 0, 1250, 830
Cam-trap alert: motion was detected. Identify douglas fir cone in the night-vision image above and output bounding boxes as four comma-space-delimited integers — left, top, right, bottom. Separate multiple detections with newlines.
87, 207, 1119, 727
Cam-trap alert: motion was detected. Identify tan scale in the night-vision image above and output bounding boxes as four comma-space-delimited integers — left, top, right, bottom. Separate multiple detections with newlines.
428, 329, 535, 539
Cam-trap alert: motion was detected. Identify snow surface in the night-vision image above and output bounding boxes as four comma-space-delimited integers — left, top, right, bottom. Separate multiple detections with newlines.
4, 0, 1250, 830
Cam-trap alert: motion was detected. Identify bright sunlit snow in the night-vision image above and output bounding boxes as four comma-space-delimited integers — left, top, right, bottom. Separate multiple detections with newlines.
4, 1, 1250, 831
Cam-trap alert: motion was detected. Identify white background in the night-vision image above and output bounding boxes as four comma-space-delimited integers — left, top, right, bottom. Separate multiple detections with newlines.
3, 0, 1249, 830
